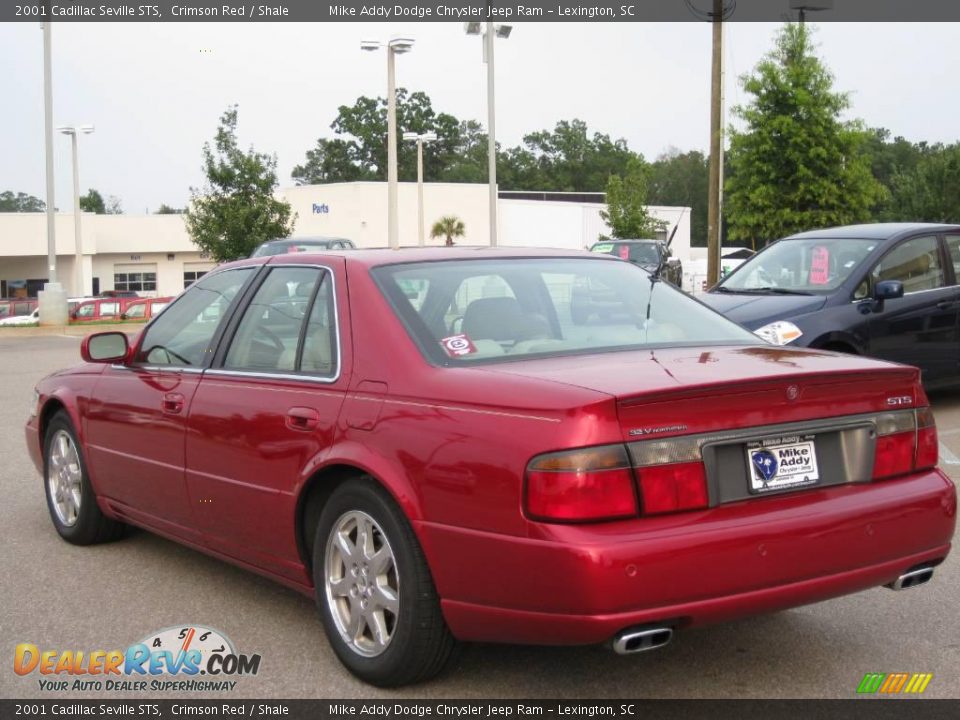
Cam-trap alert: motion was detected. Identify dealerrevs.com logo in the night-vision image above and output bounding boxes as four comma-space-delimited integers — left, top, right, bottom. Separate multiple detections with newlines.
14, 625, 262, 693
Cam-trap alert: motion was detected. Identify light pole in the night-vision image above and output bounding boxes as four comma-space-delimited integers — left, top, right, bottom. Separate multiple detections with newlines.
361, 37, 415, 250
402, 131, 437, 246
38, 18, 68, 326
57, 124, 94, 297
464, 21, 512, 247
789, 0, 833, 24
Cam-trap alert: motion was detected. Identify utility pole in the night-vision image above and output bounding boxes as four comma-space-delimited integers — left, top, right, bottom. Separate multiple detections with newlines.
706, 0, 724, 288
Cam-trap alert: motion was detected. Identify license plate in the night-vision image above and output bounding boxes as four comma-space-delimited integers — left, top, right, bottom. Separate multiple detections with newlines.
746, 435, 819, 493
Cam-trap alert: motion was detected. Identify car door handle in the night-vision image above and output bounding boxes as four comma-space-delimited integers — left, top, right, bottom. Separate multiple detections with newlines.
936, 300, 957, 310
286, 407, 320, 431
162, 392, 185, 414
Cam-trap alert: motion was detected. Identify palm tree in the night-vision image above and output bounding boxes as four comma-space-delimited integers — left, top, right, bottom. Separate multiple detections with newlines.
430, 215, 466, 246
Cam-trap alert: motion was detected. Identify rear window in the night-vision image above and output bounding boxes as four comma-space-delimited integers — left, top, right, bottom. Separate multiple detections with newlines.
373, 258, 759, 365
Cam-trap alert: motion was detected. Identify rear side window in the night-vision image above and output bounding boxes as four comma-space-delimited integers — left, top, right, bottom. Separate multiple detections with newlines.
125, 303, 146, 319
222, 267, 338, 378
945, 235, 960, 283
135, 268, 255, 367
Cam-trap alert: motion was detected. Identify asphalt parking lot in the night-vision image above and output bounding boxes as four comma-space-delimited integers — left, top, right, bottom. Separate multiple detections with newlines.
1, 334, 958, 700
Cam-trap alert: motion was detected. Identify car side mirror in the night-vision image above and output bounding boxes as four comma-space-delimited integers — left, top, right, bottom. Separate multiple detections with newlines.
120, 313, 128, 320
874, 280, 904, 301
81, 332, 129, 364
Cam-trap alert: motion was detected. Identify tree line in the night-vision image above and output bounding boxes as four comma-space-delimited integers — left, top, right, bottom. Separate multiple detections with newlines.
5, 23, 959, 258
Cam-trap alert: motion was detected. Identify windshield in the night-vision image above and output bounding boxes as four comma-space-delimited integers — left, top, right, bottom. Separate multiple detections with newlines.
719, 238, 877, 293
591, 241, 660, 266
374, 258, 760, 365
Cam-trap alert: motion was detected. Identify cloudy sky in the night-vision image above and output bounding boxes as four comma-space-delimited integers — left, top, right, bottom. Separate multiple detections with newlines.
1, 21, 958, 214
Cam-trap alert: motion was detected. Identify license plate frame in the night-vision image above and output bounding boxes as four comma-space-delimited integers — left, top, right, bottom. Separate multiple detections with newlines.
746, 435, 820, 494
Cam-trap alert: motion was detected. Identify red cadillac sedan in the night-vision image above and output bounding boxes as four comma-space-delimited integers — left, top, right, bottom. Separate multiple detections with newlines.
25, 247, 956, 686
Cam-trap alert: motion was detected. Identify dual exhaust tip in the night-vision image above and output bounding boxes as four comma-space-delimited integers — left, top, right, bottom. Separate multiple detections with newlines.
612, 565, 937, 654
612, 626, 674, 655
885, 565, 936, 591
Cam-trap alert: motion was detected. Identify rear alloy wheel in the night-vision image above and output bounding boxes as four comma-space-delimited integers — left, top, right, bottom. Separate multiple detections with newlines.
43, 411, 126, 545
313, 478, 456, 686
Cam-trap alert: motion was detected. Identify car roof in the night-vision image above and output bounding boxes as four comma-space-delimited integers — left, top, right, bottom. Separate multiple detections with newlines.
220, 245, 614, 272
264, 236, 351, 245
785, 222, 960, 241
594, 238, 658, 244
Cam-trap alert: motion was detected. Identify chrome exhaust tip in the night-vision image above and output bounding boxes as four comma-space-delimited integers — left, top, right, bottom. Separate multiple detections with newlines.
612, 626, 673, 655
886, 566, 935, 591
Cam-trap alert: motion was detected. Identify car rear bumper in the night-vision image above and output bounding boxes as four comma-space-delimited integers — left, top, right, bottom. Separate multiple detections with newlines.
421, 469, 956, 645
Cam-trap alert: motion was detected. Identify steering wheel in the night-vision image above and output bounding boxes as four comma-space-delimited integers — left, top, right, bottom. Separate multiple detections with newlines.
255, 325, 285, 353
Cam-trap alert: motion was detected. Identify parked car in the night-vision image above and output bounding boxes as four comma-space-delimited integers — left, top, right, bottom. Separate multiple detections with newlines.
701, 223, 960, 388
119, 297, 173, 322
0, 307, 39, 326
250, 236, 355, 257
0, 298, 37, 319
26, 248, 954, 687
98, 290, 140, 299
69, 297, 132, 323
589, 239, 683, 288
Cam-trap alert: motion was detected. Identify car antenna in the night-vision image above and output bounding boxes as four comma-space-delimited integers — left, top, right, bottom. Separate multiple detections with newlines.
654, 209, 686, 282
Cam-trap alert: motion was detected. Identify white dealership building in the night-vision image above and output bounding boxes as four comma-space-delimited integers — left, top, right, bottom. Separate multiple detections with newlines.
0, 181, 691, 299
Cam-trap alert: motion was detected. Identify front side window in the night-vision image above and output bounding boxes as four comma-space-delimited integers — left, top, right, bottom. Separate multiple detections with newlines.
125, 303, 146, 319
871, 235, 944, 293
374, 258, 760, 365
719, 238, 877, 294
135, 268, 254, 367
75, 304, 95, 318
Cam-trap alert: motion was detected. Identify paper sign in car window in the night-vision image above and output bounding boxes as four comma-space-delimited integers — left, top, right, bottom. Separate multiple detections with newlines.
592, 243, 613, 253
618, 246, 630, 260
810, 246, 830, 285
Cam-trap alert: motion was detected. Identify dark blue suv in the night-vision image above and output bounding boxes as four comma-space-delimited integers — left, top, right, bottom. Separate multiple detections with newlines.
701, 223, 960, 388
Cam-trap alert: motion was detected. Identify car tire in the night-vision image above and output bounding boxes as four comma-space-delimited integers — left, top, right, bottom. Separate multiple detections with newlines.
43, 411, 126, 545
313, 477, 457, 687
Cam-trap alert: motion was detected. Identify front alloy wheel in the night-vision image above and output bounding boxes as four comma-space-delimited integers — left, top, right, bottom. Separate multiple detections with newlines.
47, 429, 82, 527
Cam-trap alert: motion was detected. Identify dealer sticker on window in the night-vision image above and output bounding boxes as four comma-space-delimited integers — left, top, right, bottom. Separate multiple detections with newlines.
746, 435, 819, 493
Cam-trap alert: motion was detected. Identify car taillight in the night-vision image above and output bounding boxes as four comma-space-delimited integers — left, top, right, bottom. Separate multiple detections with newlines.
916, 407, 938, 471
637, 462, 708, 515
525, 445, 638, 522
873, 408, 937, 480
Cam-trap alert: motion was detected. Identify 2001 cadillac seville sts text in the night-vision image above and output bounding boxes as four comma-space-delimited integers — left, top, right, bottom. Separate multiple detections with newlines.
24, 247, 956, 686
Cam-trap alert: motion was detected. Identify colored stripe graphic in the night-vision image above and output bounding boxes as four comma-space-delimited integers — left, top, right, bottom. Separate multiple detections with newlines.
858, 672, 932, 694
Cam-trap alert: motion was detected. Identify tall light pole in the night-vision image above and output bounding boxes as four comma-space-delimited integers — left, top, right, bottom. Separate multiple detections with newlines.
362, 37, 415, 250
403, 131, 437, 246
38, 18, 68, 326
706, 0, 725, 287
464, 21, 512, 247
57, 125, 94, 297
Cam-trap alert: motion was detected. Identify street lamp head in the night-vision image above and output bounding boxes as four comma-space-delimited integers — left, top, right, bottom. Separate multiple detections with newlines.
57, 124, 95, 135
463, 22, 482, 36
494, 24, 513, 39
360, 39, 382, 51
79, 124, 95, 134
388, 37, 415, 54
421, 132, 438, 143
402, 132, 419, 141
789, 0, 833, 8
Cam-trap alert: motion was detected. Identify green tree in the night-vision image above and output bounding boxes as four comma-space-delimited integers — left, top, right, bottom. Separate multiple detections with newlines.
155, 204, 184, 214
886, 143, 960, 222
430, 215, 466, 246
601, 158, 667, 239
79, 189, 106, 214
648, 148, 709, 246
79, 189, 122, 214
511, 119, 638, 192
0, 191, 45, 212
725, 23, 883, 245
293, 90, 488, 185
186, 106, 295, 262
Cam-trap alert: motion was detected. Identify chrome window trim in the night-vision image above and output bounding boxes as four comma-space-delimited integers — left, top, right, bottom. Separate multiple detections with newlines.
215, 262, 342, 384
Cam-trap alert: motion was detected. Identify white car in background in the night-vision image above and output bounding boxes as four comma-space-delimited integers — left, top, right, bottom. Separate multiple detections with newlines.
0, 308, 39, 327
